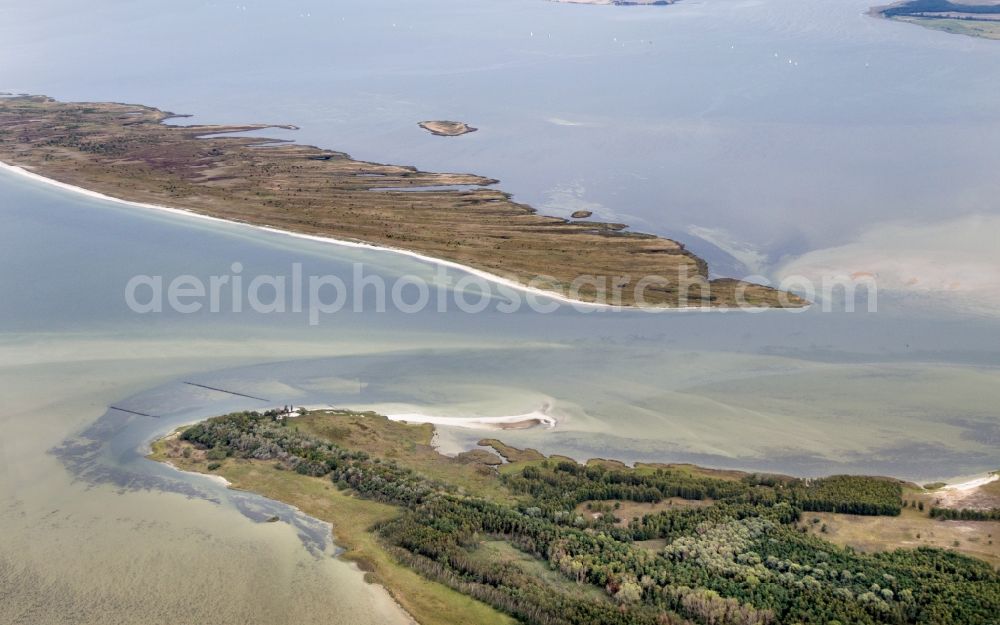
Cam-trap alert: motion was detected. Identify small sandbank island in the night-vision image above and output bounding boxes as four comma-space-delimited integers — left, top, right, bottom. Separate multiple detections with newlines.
418, 120, 477, 136
551, 0, 677, 5
151, 408, 1000, 625
0, 96, 804, 309
871, 0, 1000, 39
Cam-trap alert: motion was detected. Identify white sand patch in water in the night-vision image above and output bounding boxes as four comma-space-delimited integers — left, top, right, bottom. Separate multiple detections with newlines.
776, 214, 1000, 316
386, 405, 557, 430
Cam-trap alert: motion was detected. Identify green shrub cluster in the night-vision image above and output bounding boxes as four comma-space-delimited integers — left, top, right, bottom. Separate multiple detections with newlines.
180, 412, 1000, 625
929, 507, 1000, 521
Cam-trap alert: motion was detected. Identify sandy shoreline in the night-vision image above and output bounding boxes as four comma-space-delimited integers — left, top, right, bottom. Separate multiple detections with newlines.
941, 473, 999, 493
162, 457, 233, 487
156, 443, 418, 624
932, 472, 999, 509
0, 160, 793, 315
386, 408, 557, 431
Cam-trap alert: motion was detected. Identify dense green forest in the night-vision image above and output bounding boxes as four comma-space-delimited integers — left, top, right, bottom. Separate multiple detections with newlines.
881, 0, 1000, 17
930, 507, 1000, 521
180, 411, 1000, 625
503, 462, 903, 522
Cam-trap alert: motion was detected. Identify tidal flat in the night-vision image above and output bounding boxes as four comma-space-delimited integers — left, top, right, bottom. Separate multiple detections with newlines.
0, 96, 802, 309
3, 165, 1000, 625
4, 0, 1000, 621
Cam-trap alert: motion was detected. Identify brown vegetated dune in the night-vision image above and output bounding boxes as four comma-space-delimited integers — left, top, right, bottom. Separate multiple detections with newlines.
0, 96, 805, 308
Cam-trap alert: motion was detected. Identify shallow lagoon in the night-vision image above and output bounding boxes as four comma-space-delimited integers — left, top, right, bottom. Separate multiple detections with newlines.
2, 165, 998, 623
2, 0, 1000, 622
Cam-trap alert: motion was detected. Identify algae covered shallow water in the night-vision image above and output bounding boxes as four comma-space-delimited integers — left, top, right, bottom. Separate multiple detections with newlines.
2, 0, 1000, 622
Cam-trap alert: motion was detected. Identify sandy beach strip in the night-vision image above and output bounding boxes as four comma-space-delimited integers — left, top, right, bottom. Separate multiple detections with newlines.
161, 458, 233, 487
0, 160, 789, 314
386, 409, 557, 431
941, 473, 999, 493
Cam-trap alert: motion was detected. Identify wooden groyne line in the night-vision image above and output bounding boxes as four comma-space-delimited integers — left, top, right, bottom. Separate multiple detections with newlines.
182, 382, 270, 402
109, 406, 160, 418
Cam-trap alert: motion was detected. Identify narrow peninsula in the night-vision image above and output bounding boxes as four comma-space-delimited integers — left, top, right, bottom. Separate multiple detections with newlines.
0, 96, 805, 308
151, 408, 1000, 625
871, 0, 1000, 39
